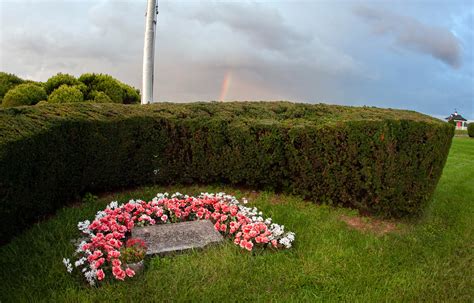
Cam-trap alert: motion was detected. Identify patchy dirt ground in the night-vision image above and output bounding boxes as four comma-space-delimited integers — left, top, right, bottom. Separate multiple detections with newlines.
339, 214, 399, 236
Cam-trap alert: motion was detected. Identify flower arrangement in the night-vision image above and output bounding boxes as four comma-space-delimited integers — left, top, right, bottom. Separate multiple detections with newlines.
63, 192, 295, 285
120, 238, 147, 264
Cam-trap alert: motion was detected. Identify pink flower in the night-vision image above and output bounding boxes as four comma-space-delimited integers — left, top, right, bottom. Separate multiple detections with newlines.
220, 224, 227, 232
97, 269, 105, 281
161, 215, 168, 222
271, 240, 278, 248
125, 268, 135, 277
155, 208, 163, 217
112, 266, 126, 280
108, 250, 120, 259
245, 241, 254, 251
112, 259, 122, 267
94, 258, 105, 269
108, 238, 120, 248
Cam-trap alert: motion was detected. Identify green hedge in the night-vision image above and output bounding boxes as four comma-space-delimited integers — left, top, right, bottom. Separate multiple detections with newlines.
468, 123, 474, 138
0, 102, 453, 243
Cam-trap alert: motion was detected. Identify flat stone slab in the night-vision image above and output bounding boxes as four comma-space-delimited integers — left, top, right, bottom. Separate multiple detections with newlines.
131, 220, 224, 256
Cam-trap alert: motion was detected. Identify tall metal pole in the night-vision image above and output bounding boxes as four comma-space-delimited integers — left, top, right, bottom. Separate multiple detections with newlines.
142, 0, 158, 105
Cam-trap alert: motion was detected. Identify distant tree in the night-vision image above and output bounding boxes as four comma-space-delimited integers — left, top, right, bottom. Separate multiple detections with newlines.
48, 85, 84, 104
0, 72, 24, 103
78, 73, 140, 104
121, 84, 141, 104
44, 73, 81, 95
90, 90, 113, 103
2, 83, 47, 107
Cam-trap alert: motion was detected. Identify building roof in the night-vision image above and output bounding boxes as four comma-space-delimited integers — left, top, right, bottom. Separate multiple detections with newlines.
446, 111, 467, 121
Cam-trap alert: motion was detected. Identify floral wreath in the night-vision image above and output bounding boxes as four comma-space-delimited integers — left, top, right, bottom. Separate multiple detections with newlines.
64, 192, 295, 285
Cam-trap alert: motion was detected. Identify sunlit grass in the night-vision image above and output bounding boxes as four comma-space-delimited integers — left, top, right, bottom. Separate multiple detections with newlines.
0, 138, 472, 302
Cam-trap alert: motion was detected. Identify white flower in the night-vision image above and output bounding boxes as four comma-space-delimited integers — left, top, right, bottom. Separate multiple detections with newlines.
279, 237, 292, 248
94, 210, 106, 220
63, 258, 73, 273
77, 220, 90, 230
84, 268, 97, 286
172, 192, 182, 198
74, 257, 87, 267
107, 201, 119, 209
75, 241, 87, 253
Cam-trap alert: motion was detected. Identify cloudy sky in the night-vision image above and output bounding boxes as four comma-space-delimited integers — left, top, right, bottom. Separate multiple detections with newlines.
0, 0, 473, 119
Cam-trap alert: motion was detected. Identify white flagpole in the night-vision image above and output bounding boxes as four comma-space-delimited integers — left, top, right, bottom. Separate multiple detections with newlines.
142, 0, 158, 104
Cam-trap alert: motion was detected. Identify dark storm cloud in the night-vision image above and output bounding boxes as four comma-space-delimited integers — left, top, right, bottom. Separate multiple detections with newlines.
354, 5, 462, 68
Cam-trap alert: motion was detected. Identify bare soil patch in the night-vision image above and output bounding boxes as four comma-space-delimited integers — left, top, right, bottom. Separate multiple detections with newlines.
340, 214, 399, 236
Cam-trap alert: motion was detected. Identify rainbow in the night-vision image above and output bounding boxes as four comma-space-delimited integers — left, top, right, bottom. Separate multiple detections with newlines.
219, 71, 232, 102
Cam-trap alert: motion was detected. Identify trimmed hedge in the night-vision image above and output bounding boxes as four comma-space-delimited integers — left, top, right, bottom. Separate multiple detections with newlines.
468, 123, 474, 138
0, 102, 453, 243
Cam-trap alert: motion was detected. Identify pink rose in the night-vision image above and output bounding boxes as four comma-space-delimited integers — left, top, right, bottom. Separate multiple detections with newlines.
161, 215, 168, 222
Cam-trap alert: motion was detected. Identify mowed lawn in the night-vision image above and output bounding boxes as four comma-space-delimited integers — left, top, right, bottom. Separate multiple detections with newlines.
1, 138, 472, 302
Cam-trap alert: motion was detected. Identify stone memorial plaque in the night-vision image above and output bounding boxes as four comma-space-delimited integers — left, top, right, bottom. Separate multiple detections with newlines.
132, 220, 224, 255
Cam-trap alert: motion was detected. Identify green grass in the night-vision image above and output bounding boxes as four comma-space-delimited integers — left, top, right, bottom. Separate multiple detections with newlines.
1, 138, 473, 302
